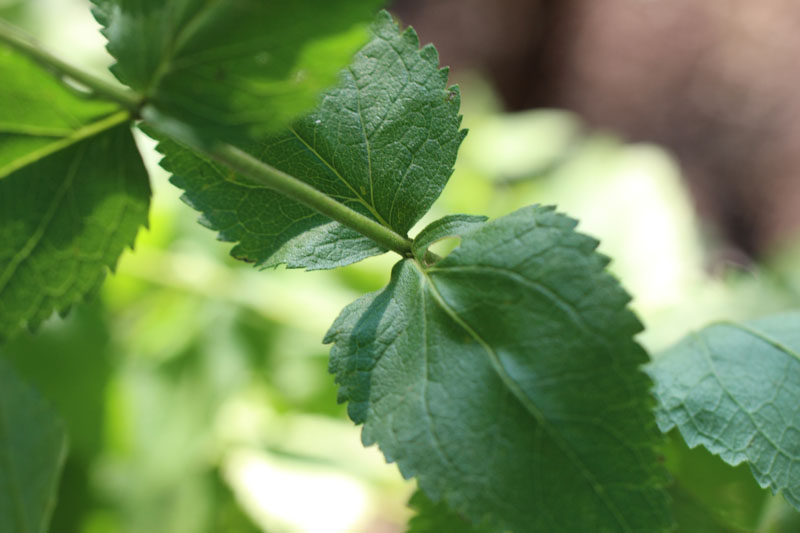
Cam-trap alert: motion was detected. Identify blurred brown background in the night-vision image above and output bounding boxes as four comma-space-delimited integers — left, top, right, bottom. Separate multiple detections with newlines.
392, 0, 800, 259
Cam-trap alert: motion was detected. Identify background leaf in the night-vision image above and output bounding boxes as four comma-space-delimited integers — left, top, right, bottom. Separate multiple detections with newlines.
0, 43, 118, 179
663, 430, 785, 532
326, 205, 671, 532
647, 313, 800, 511
156, 11, 465, 270
92, 0, 384, 144
0, 357, 67, 533
1, 303, 113, 531
0, 123, 150, 340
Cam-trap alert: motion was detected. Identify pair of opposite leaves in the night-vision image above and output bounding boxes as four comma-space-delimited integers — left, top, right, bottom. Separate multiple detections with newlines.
1, 4, 675, 532
150, 12, 671, 531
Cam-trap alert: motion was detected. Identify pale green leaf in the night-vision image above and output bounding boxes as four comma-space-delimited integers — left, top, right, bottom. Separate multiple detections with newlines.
0, 357, 67, 533
92, 0, 384, 143
156, 12, 465, 270
0, 44, 119, 179
647, 314, 800, 511
326, 205, 671, 532
0, 124, 150, 340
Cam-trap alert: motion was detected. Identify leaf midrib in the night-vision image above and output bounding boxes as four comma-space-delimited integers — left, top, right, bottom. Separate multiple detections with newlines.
288, 126, 392, 228
413, 259, 633, 532
0, 111, 129, 180
716, 320, 800, 364
693, 330, 796, 471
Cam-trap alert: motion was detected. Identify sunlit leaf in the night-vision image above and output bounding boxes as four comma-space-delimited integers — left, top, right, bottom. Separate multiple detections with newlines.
0, 123, 150, 340
0, 43, 118, 179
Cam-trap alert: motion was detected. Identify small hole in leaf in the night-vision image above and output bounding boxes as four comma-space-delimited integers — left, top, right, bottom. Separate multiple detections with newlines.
426, 236, 461, 265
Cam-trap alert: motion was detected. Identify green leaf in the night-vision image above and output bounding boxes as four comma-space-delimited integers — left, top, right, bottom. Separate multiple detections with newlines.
151, 132, 385, 270
1, 303, 114, 531
326, 205, 671, 532
0, 122, 150, 340
156, 12, 465, 270
92, 0, 384, 143
0, 357, 67, 533
407, 490, 495, 533
0, 43, 119, 179
411, 214, 487, 265
664, 431, 774, 532
646, 314, 800, 511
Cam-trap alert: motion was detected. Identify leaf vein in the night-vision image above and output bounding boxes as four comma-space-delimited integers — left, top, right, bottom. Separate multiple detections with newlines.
415, 260, 633, 532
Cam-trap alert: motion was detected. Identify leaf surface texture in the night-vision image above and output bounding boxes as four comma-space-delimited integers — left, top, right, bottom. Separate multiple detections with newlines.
327, 205, 671, 532
647, 314, 800, 510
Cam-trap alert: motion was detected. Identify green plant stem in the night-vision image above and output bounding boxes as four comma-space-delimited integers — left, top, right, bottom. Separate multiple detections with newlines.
0, 19, 141, 112
206, 141, 414, 258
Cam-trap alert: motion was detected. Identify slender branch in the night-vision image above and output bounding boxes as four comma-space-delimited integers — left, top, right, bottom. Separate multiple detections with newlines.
142, 107, 414, 258
0, 19, 141, 112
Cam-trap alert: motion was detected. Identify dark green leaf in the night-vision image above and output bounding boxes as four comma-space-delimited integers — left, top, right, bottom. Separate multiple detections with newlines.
92, 0, 384, 143
152, 133, 385, 270
156, 12, 465, 270
407, 490, 495, 533
0, 123, 150, 340
0, 44, 119, 179
1, 303, 114, 531
647, 313, 800, 511
0, 357, 67, 533
326, 205, 671, 532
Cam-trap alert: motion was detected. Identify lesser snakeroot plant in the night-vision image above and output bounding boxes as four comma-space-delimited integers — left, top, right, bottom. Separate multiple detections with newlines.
0, 3, 798, 531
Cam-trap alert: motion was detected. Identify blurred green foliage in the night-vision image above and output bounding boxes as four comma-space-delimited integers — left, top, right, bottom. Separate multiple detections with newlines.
3, 1, 800, 531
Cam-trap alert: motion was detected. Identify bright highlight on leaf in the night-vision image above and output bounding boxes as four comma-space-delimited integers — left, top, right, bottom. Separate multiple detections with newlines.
155, 11, 465, 270
0, 123, 150, 340
0, 357, 67, 533
647, 314, 800, 511
91, 0, 384, 143
0, 44, 118, 179
327, 205, 671, 532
